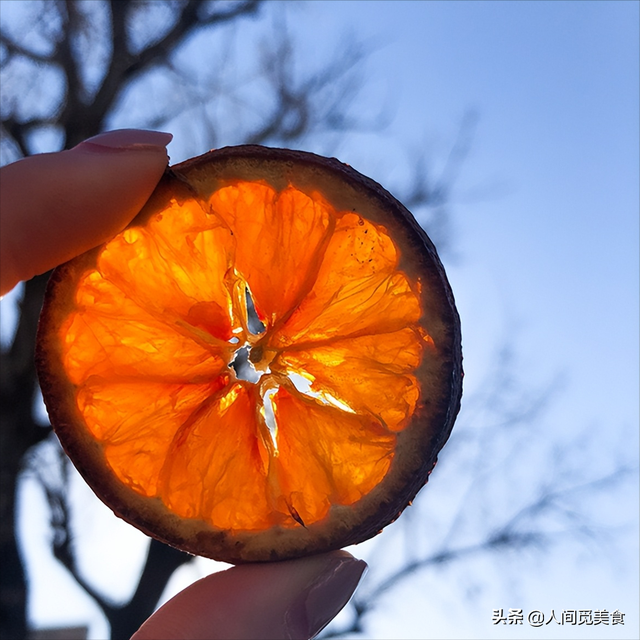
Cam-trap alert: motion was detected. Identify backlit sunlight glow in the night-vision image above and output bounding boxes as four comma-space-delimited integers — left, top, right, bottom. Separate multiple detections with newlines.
288, 370, 356, 413
260, 387, 279, 453
62, 180, 424, 530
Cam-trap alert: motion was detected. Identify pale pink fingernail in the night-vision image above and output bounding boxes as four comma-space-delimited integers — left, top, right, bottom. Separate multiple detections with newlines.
74, 129, 173, 152
285, 556, 367, 639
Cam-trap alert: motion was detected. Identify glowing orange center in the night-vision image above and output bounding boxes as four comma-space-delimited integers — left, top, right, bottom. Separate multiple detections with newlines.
61, 181, 427, 531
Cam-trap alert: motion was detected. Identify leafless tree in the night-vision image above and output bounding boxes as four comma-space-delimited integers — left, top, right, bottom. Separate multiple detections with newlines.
0, 1, 437, 637
0, 1, 381, 637
1, 2, 634, 639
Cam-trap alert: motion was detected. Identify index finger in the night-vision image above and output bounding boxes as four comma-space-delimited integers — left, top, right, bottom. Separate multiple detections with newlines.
0, 129, 172, 295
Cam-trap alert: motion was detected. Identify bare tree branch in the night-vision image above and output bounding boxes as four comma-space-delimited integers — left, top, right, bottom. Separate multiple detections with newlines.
1, 117, 31, 157
22, 435, 194, 638
0, 29, 53, 63
73, 1, 261, 143
132, 0, 261, 66
55, 1, 83, 129
321, 464, 634, 638
246, 32, 369, 145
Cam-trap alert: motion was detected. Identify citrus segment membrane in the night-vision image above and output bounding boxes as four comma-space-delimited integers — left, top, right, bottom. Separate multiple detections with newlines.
272, 386, 396, 526
268, 213, 421, 348
274, 329, 424, 432
63, 273, 228, 383
60, 181, 420, 531
208, 183, 334, 328
37, 146, 462, 562
97, 199, 238, 344
77, 378, 220, 496
161, 382, 274, 531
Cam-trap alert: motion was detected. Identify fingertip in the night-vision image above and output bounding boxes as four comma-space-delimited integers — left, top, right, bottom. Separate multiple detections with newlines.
131, 552, 367, 640
72, 129, 173, 154
0, 130, 171, 295
285, 553, 367, 639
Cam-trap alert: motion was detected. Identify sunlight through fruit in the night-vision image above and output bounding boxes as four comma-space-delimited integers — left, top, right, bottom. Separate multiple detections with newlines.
36, 145, 462, 563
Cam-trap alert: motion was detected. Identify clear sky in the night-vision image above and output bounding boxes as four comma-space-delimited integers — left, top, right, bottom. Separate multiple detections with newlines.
4, 1, 638, 638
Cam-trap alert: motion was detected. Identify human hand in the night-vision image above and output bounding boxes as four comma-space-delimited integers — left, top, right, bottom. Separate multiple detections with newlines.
0, 129, 367, 638
131, 551, 366, 640
0, 129, 172, 295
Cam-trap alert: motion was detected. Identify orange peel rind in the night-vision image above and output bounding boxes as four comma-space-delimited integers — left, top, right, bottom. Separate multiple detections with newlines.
36, 146, 462, 563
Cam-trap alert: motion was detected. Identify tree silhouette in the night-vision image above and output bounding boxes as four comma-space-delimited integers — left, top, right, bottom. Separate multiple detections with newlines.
0, 1, 411, 636
0, 1, 375, 636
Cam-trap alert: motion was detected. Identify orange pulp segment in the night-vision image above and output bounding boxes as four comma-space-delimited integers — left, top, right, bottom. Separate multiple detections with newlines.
61, 180, 422, 531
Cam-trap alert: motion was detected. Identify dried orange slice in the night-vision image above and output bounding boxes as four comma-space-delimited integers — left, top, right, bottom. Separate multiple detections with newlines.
36, 146, 462, 563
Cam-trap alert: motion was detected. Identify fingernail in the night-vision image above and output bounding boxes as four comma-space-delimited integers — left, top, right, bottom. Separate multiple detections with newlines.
74, 129, 173, 153
285, 556, 367, 639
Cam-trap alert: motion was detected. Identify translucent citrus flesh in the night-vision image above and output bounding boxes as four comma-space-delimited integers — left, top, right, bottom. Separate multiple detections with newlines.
61, 181, 428, 531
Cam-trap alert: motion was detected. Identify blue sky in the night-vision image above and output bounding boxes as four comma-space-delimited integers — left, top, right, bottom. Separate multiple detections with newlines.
3, 1, 638, 638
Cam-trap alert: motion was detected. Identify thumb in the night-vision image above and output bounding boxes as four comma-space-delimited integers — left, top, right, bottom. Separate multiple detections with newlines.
0, 129, 172, 295
131, 551, 367, 640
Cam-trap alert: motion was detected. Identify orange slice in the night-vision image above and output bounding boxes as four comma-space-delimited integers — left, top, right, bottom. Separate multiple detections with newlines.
36, 146, 462, 563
